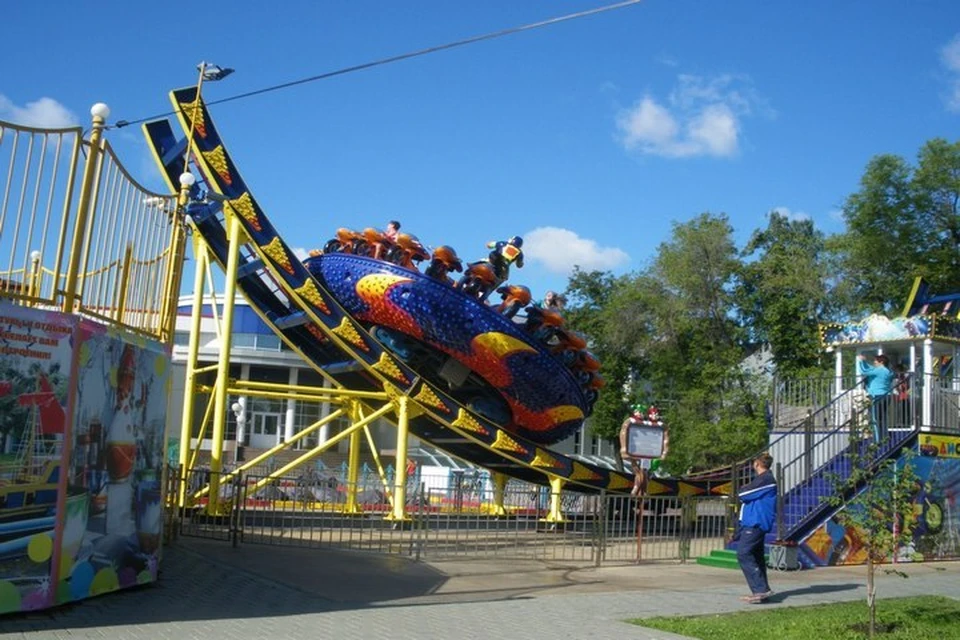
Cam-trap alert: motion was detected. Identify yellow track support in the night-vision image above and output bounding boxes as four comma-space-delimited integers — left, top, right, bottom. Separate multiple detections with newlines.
545, 476, 567, 524
386, 395, 412, 522
177, 235, 210, 508
491, 472, 509, 517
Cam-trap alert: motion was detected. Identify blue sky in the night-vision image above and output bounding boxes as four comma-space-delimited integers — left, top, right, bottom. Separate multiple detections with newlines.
3, 1, 960, 298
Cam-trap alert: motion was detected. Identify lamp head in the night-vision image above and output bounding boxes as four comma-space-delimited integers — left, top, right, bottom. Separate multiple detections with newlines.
90, 103, 110, 120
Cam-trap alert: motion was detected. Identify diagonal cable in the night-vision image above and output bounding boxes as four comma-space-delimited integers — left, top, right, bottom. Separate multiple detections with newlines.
114, 0, 644, 128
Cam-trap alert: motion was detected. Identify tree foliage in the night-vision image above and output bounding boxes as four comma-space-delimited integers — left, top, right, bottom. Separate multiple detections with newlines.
830, 138, 960, 315
560, 137, 959, 475
740, 212, 831, 377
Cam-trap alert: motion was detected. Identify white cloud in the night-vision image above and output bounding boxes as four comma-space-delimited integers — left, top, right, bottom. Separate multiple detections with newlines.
616, 74, 770, 158
941, 34, 960, 111
656, 53, 680, 68
524, 226, 629, 275
0, 95, 79, 128
772, 206, 810, 222
291, 247, 309, 261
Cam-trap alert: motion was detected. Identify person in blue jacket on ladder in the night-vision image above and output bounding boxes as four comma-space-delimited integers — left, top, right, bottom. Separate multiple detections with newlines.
736, 452, 777, 604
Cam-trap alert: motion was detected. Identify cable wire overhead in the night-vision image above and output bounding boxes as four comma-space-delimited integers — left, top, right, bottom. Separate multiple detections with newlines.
114, 0, 644, 128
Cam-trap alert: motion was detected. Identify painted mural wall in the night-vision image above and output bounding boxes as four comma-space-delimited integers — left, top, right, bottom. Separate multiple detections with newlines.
0, 301, 170, 613
801, 433, 960, 566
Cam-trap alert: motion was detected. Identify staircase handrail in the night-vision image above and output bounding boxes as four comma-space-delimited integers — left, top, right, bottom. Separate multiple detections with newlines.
683, 383, 866, 483
778, 379, 919, 540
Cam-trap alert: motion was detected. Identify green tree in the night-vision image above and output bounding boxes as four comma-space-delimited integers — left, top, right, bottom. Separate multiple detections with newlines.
740, 211, 831, 377
830, 138, 960, 316
564, 269, 644, 463
566, 214, 767, 473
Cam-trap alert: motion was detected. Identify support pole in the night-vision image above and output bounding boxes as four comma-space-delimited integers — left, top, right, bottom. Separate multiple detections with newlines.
114, 243, 134, 323
177, 235, 209, 508
545, 476, 566, 523
62, 104, 109, 313
26, 252, 41, 305
387, 395, 411, 521
491, 472, 508, 516
344, 402, 363, 514
207, 214, 243, 514
158, 177, 193, 341
923, 338, 933, 430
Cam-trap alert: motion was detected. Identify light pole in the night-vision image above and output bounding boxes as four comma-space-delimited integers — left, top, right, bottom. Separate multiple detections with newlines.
231, 401, 245, 464
27, 250, 41, 301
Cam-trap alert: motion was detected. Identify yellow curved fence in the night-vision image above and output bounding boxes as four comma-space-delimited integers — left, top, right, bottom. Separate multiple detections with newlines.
0, 112, 183, 342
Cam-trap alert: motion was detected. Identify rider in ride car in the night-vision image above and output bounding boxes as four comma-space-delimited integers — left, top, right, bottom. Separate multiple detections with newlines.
486, 236, 524, 282
385, 220, 401, 242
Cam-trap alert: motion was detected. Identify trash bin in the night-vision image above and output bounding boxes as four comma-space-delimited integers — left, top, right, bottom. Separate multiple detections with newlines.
768, 541, 799, 570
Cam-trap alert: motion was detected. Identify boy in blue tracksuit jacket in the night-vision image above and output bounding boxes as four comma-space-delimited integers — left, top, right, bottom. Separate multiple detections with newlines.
737, 453, 777, 603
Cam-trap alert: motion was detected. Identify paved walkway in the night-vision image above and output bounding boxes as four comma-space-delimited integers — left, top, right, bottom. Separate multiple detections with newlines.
1, 537, 958, 639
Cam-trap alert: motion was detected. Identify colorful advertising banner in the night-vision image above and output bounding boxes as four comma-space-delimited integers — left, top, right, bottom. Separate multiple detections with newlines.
919, 434, 960, 458
0, 302, 75, 611
0, 302, 171, 613
802, 453, 960, 566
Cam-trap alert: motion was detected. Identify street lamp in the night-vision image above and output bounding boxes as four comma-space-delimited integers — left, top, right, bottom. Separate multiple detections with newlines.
182, 61, 233, 177
27, 250, 42, 301
231, 401, 245, 463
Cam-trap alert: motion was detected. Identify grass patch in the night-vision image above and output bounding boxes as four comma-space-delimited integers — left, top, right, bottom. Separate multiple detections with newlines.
630, 596, 960, 639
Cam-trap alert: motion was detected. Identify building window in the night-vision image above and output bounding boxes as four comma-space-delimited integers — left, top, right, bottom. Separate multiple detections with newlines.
234, 333, 256, 348
257, 334, 281, 351
573, 428, 582, 455
590, 435, 599, 456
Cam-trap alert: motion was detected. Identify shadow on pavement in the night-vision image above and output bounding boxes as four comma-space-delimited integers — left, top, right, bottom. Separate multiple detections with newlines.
766, 582, 861, 603
0, 539, 600, 633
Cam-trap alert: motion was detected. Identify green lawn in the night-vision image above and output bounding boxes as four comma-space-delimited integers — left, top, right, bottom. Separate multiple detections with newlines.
631, 596, 960, 639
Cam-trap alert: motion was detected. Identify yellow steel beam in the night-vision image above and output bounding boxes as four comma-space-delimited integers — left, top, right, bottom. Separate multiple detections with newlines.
363, 423, 393, 510
192, 364, 220, 375
114, 243, 133, 323
186, 389, 215, 472
244, 402, 394, 496
491, 472, 508, 517
344, 420, 363, 514
196, 384, 342, 405
194, 407, 347, 497
544, 476, 566, 523
160, 182, 190, 341
62, 111, 106, 313
231, 379, 389, 401
177, 235, 210, 507
386, 395, 411, 521
207, 214, 244, 514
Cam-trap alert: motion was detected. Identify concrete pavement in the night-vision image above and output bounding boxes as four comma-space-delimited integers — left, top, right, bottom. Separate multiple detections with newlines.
1, 537, 958, 639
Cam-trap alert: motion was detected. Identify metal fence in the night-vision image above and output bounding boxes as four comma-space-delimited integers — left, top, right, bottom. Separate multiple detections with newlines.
169, 466, 730, 566
0, 114, 180, 340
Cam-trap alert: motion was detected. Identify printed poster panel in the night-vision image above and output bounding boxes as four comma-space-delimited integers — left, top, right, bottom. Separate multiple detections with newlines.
919, 433, 960, 458
0, 301, 74, 613
802, 453, 960, 566
62, 321, 170, 604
